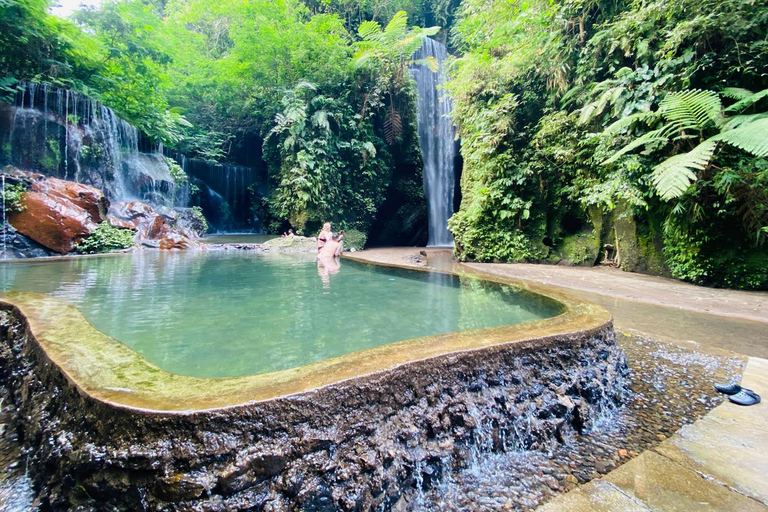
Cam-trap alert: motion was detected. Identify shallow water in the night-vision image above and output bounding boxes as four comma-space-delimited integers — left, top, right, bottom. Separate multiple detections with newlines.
0, 252, 562, 378
200, 234, 275, 244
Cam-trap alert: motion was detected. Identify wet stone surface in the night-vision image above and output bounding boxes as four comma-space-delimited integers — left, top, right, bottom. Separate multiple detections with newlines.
405, 334, 745, 511
0, 333, 744, 512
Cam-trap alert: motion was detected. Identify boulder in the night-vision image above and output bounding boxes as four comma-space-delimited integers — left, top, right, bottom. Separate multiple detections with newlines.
108, 201, 198, 251
7, 173, 108, 254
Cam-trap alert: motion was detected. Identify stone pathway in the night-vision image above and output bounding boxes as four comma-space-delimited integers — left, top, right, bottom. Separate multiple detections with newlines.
537, 356, 768, 512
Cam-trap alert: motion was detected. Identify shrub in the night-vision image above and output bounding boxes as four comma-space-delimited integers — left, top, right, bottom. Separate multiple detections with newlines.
343, 229, 367, 250
76, 223, 135, 254
2, 182, 27, 213
165, 157, 188, 184
191, 206, 208, 234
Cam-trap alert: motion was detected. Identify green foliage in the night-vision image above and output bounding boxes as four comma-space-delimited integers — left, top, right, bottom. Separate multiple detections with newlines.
2, 182, 27, 212
191, 205, 209, 234
342, 229, 366, 250
354, 11, 439, 144
75, 222, 135, 254
164, 157, 188, 184
447, 0, 768, 288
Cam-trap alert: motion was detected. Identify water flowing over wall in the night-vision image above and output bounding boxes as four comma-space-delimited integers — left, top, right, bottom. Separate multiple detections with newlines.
411, 38, 457, 247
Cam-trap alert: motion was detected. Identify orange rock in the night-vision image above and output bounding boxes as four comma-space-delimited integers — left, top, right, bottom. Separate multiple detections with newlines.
31, 178, 108, 223
9, 191, 98, 253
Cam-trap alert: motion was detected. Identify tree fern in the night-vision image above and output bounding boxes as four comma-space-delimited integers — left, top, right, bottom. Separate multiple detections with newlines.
724, 87, 768, 113
712, 117, 768, 157
658, 89, 722, 133
652, 140, 717, 199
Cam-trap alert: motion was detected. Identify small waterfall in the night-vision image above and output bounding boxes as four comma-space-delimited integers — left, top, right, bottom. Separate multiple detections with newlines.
180, 157, 262, 232
0, 82, 181, 207
411, 38, 457, 247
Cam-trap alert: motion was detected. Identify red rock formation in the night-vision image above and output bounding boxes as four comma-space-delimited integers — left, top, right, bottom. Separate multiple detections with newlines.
8, 173, 108, 254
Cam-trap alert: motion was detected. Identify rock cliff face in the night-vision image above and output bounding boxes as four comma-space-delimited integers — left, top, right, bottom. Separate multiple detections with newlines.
107, 201, 199, 250
0, 302, 627, 511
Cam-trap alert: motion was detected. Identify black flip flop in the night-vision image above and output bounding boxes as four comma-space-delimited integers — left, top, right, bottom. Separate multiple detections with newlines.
728, 388, 761, 406
714, 383, 742, 395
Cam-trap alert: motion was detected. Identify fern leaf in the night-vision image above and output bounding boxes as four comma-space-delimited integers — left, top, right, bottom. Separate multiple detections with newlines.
602, 110, 657, 135
720, 87, 753, 101
358, 21, 382, 41
412, 56, 439, 72
384, 11, 408, 38
652, 140, 717, 199
660, 89, 722, 131
312, 110, 330, 132
721, 113, 768, 130
712, 117, 768, 157
603, 128, 668, 164
724, 87, 768, 113
383, 107, 402, 145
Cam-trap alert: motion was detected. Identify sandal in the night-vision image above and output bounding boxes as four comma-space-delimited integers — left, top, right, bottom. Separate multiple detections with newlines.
714, 383, 742, 395
728, 388, 761, 406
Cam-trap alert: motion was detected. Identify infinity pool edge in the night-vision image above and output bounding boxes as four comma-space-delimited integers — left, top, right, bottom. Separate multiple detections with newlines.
0, 262, 611, 414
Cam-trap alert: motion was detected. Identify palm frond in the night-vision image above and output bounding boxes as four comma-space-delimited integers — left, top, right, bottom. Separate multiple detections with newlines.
383, 106, 402, 145
652, 140, 717, 199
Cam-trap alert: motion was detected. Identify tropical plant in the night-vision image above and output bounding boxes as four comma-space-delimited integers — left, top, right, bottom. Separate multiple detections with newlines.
75, 223, 135, 253
602, 88, 768, 200
354, 11, 439, 143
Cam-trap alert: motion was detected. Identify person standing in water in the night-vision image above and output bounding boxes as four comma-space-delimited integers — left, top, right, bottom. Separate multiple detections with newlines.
317, 222, 332, 252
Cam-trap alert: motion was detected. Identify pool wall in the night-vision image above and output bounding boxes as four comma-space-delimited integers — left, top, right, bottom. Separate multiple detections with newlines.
0, 284, 627, 510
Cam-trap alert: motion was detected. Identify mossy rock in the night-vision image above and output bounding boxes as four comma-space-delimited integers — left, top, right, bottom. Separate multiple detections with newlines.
261, 235, 317, 253
558, 232, 600, 266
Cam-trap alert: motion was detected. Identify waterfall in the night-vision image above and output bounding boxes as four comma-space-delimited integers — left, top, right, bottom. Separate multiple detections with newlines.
411, 38, 457, 247
0, 82, 181, 207
172, 155, 262, 232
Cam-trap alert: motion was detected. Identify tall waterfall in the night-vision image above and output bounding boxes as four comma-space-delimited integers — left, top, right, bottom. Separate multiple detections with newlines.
411, 38, 457, 247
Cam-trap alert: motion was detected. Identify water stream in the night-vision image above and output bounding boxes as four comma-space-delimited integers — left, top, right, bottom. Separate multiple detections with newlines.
411, 38, 457, 247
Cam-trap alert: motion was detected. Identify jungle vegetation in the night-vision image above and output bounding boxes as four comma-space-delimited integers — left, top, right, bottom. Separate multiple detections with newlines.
1, 0, 767, 288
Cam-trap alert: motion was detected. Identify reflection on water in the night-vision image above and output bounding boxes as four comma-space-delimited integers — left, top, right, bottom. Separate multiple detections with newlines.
317, 256, 341, 288
0, 253, 562, 378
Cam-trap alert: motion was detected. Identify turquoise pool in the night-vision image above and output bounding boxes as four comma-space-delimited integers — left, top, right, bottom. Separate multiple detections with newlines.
0, 253, 563, 378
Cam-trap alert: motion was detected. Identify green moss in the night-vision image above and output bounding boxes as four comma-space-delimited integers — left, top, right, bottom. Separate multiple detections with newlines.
165, 157, 188, 184
559, 232, 600, 266
75, 223, 135, 254
191, 206, 208, 234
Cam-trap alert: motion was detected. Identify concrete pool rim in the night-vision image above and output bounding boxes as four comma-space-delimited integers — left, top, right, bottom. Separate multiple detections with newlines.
0, 256, 613, 414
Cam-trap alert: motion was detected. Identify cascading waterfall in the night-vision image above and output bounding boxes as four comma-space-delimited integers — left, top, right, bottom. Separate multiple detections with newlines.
411, 38, 457, 247
0, 82, 180, 207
